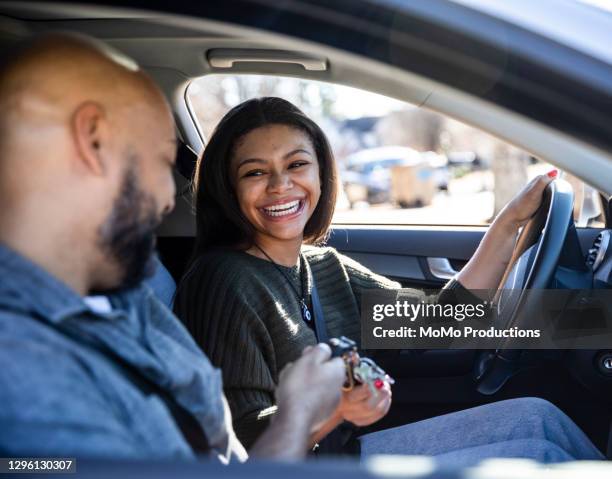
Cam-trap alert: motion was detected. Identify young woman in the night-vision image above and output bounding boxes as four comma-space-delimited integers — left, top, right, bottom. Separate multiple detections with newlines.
174, 97, 602, 464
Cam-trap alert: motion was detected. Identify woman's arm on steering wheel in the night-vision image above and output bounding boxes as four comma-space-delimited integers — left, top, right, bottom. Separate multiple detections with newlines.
456, 171, 557, 291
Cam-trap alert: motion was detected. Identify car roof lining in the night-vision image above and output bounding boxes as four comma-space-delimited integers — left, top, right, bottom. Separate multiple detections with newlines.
0, 5, 609, 199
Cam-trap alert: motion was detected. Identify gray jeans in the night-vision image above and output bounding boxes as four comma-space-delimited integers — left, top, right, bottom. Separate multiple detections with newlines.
359, 397, 604, 466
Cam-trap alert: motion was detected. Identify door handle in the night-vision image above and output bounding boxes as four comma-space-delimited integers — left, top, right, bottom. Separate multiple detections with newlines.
426, 257, 459, 280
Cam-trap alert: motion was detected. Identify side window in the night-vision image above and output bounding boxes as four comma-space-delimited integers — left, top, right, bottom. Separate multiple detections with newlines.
187, 75, 604, 227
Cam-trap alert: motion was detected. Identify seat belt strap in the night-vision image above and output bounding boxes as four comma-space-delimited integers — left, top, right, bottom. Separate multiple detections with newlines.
305, 258, 328, 343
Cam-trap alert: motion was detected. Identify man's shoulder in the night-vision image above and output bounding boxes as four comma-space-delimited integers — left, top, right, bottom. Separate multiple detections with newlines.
0, 307, 84, 364
0, 308, 60, 345
0, 310, 151, 458
0, 311, 104, 415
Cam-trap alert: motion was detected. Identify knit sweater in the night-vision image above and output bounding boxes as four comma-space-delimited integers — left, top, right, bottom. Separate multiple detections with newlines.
174, 246, 459, 449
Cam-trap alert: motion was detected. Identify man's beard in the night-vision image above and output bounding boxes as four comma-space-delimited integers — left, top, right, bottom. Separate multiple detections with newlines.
97, 162, 161, 292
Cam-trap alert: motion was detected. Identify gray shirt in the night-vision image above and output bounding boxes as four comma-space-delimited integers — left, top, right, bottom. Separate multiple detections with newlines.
0, 243, 245, 462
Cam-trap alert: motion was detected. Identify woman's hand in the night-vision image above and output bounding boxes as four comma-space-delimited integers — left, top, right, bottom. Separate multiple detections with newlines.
337, 381, 392, 426
306, 362, 393, 446
456, 170, 557, 291
495, 170, 557, 229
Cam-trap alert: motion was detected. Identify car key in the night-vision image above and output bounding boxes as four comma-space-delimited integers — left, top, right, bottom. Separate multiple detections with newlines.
327, 336, 395, 394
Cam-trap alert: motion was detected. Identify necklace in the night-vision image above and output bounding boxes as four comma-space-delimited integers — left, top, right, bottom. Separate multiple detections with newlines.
252, 244, 312, 323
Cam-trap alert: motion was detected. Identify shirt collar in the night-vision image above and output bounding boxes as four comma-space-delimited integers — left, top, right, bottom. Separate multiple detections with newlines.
0, 242, 102, 323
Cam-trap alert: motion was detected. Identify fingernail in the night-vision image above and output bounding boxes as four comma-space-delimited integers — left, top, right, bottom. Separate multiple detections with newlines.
374, 379, 384, 390
547, 169, 558, 178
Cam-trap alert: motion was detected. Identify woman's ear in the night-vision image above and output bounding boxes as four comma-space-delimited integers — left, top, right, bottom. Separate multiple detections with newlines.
71, 101, 107, 176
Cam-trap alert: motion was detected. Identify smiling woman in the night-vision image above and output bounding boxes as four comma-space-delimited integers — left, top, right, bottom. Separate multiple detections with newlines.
190, 97, 337, 261
231, 124, 322, 262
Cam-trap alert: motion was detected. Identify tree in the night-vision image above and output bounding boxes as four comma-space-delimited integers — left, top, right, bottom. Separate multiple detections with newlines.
375, 108, 444, 151
491, 144, 529, 217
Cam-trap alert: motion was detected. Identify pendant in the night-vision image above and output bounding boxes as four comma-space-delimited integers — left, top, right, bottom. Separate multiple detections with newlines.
300, 299, 312, 322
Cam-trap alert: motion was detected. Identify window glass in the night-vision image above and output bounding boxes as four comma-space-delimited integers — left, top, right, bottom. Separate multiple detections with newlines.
188, 75, 603, 227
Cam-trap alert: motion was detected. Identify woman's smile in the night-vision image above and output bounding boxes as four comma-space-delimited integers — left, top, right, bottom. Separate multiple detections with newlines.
259, 198, 305, 219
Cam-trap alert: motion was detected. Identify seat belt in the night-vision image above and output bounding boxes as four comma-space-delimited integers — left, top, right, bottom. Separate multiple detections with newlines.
304, 258, 361, 457
305, 258, 328, 343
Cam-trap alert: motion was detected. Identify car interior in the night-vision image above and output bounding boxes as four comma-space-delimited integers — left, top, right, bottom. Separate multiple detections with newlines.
1, 0, 612, 463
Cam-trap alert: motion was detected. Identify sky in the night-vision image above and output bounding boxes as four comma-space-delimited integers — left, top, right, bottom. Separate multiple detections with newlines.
331, 84, 406, 119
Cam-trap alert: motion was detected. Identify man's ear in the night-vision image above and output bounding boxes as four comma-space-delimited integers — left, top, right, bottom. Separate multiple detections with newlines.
71, 101, 108, 176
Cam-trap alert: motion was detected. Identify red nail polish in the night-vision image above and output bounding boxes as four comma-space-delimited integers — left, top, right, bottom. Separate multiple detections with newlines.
547, 169, 558, 178
374, 379, 384, 390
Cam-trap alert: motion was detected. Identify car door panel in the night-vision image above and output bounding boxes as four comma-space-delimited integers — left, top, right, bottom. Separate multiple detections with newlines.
344, 252, 425, 282
328, 226, 485, 288
328, 225, 602, 288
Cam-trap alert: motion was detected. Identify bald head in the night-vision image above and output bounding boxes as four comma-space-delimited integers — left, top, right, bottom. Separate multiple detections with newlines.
0, 33, 168, 152
0, 33, 177, 295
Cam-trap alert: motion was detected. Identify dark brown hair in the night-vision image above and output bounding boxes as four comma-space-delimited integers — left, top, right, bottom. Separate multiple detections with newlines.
192, 97, 338, 257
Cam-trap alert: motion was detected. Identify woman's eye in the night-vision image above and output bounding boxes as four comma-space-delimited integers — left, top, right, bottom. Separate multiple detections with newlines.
243, 169, 265, 178
289, 160, 309, 169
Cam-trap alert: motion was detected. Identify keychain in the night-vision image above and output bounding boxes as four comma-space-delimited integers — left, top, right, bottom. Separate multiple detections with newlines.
327, 336, 395, 394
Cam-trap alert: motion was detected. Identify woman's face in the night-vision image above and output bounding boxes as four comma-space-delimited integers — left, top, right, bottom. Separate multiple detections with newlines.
231, 124, 321, 246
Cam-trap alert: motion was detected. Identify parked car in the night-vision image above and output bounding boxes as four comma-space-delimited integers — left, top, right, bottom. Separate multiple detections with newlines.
447, 151, 482, 169
343, 146, 445, 206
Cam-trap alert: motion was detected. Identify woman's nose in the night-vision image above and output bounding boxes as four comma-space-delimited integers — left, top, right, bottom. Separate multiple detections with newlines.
267, 171, 293, 193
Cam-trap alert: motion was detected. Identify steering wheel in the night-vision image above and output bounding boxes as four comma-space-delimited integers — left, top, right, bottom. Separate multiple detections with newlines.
475, 179, 575, 394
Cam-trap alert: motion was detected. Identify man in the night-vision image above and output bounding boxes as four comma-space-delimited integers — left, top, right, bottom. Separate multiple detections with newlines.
0, 33, 345, 461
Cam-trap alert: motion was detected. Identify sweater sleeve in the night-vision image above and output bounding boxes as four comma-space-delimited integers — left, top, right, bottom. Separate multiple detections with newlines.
335, 250, 401, 307
173, 256, 278, 450
336, 249, 480, 307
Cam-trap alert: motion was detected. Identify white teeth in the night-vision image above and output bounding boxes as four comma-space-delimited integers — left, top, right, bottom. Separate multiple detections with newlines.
266, 200, 299, 211
262, 200, 301, 217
